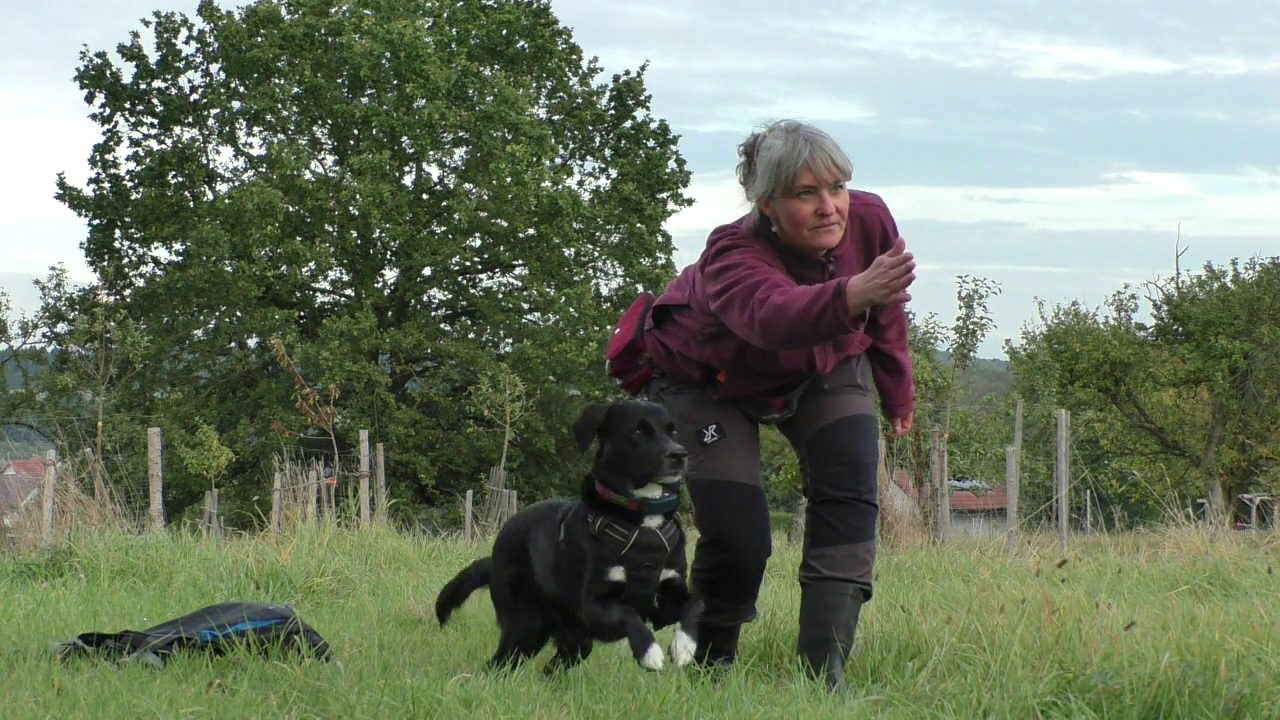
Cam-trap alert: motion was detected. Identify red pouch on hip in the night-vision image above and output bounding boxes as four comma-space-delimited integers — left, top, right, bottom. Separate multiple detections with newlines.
605, 291, 656, 396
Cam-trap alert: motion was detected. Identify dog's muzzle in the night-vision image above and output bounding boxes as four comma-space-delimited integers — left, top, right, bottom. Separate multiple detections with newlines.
659, 443, 688, 484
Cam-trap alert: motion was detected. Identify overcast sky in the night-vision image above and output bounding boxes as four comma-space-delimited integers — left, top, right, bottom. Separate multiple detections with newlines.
3, 0, 1278, 357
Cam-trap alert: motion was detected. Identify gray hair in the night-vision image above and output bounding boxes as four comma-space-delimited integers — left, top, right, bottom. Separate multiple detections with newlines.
735, 119, 853, 218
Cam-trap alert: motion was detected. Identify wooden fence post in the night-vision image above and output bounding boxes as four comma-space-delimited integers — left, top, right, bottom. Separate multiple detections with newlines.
148, 427, 165, 532
375, 442, 387, 522
1005, 445, 1019, 555
930, 425, 948, 543
359, 429, 371, 528
463, 489, 474, 543
1056, 408, 1070, 552
303, 465, 315, 523
789, 496, 807, 544
271, 466, 283, 533
1013, 399, 1024, 460
42, 449, 56, 546
203, 489, 222, 539
1085, 488, 1094, 535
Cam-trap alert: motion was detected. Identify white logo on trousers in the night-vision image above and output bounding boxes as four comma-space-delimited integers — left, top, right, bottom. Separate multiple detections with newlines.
701, 424, 720, 445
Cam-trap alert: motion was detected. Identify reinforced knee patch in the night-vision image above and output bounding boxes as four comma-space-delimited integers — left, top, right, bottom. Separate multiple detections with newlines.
686, 478, 772, 626
798, 413, 879, 592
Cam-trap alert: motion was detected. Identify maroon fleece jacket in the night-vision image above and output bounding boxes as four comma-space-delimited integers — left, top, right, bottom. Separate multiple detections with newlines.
644, 189, 915, 420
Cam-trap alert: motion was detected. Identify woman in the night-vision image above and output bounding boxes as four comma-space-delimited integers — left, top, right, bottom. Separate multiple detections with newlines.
639, 119, 916, 691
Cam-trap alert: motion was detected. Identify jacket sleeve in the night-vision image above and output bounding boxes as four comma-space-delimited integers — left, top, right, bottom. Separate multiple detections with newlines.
860, 208, 916, 420
701, 222, 862, 352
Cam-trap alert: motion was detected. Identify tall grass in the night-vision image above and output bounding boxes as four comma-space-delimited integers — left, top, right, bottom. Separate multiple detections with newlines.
3, 523, 1279, 719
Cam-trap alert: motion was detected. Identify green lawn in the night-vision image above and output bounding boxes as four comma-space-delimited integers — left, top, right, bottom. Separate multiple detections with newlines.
3, 522, 1279, 719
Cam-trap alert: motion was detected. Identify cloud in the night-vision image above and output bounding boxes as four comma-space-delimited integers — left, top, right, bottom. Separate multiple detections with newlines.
917, 264, 1076, 275
681, 98, 877, 135
669, 168, 1280, 240
822, 14, 1280, 81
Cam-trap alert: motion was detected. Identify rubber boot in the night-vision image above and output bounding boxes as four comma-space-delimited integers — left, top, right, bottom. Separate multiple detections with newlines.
692, 621, 740, 673
795, 580, 861, 692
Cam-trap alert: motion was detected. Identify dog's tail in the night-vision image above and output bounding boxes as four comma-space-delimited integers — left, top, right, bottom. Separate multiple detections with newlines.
434, 556, 492, 626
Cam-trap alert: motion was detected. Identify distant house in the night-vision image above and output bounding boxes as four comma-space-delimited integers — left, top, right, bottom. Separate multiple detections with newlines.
888, 469, 1009, 538
2, 457, 45, 533
947, 478, 1009, 538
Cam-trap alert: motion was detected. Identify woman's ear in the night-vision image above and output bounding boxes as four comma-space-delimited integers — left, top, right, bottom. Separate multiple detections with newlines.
756, 196, 776, 226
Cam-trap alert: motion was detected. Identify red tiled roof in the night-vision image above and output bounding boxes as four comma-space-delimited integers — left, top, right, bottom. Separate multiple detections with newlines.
888, 467, 1007, 511
1, 458, 46, 509
6, 459, 46, 480
950, 487, 1007, 512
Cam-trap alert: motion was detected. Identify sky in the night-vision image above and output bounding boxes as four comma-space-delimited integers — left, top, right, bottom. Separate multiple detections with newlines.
2, 0, 1279, 358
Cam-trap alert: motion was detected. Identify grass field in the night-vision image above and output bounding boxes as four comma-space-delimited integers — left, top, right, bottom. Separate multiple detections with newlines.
3, 523, 1280, 719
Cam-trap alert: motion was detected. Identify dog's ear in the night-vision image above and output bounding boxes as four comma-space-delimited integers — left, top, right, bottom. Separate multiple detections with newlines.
572, 403, 610, 452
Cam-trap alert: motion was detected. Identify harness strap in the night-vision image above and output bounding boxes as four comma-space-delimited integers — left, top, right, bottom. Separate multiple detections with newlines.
587, 513, 678, 558
586, 512, 680, 611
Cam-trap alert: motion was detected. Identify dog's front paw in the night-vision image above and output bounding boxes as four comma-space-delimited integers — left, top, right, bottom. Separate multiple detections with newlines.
670, 628, 696, 667
639, 642, 665, 671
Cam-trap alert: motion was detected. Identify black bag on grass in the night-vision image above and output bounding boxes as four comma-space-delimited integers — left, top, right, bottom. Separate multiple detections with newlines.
51, 601, 331, 667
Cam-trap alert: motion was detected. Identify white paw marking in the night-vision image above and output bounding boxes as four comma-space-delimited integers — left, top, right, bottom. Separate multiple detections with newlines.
606, 565, 626, 583
633, 483, 663, 499
642, 514, 665, 529
659, 568, 679, 582
640, 642, 665, 671
670, 629, 696, 667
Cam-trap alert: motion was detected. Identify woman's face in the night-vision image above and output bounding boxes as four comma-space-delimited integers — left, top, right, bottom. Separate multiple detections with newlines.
758, 165, 849, 258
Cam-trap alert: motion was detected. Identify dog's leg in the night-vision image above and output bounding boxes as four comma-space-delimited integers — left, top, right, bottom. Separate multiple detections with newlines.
655, 568, 700, 668
543, 626, 594, 676
488, 624, 552, 671
487, 605, 553, 672
580, 601, 664, 671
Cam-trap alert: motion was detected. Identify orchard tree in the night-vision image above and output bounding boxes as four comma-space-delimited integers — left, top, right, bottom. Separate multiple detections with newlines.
890, 275, 1000, 508
1005, 253, 1280, 525
51, 0, 691, 520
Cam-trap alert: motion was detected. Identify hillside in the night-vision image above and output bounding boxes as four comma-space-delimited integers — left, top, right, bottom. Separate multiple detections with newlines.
956, 355, 1014, 404
1, 350, 43, 391
942, 352, 1014, 406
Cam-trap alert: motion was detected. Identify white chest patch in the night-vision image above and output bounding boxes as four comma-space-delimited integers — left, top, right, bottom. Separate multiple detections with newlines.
606, 565, 626, 583
642, 514, 665, 529
632, 483, 663, 499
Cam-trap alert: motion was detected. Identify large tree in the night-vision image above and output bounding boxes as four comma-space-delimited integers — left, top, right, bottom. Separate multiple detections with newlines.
51, 0, 691, 523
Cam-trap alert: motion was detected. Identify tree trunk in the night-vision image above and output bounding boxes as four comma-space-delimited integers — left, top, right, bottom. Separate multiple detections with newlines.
1198, 395, 1229, 525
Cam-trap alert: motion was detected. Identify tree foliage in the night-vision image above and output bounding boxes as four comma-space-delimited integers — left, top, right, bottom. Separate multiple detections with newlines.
1006, 254, 1280, 525
34, 0, 691, 523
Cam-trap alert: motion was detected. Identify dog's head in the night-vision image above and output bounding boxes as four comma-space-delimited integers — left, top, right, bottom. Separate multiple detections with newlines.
573, 400, 687, 499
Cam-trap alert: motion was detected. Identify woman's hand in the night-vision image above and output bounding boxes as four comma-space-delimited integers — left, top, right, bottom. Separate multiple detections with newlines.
890, 412, 913, 437
845, 236, 916, 316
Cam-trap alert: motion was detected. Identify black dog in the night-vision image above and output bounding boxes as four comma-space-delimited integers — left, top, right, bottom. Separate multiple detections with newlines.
434, 400, 700, 674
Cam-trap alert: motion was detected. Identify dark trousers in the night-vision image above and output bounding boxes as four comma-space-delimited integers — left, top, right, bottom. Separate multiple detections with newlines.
647, 355, 880, 628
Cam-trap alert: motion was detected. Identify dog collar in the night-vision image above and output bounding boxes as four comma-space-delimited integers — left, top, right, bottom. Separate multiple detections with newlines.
593, 479, 680, 515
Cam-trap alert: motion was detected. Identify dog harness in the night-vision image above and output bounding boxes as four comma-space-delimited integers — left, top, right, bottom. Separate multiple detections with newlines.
580, 479, 683, 611
587, 511, 681, 611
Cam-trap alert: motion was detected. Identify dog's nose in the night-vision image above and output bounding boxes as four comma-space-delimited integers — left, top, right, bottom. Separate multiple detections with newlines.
667, 445, 688, 462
